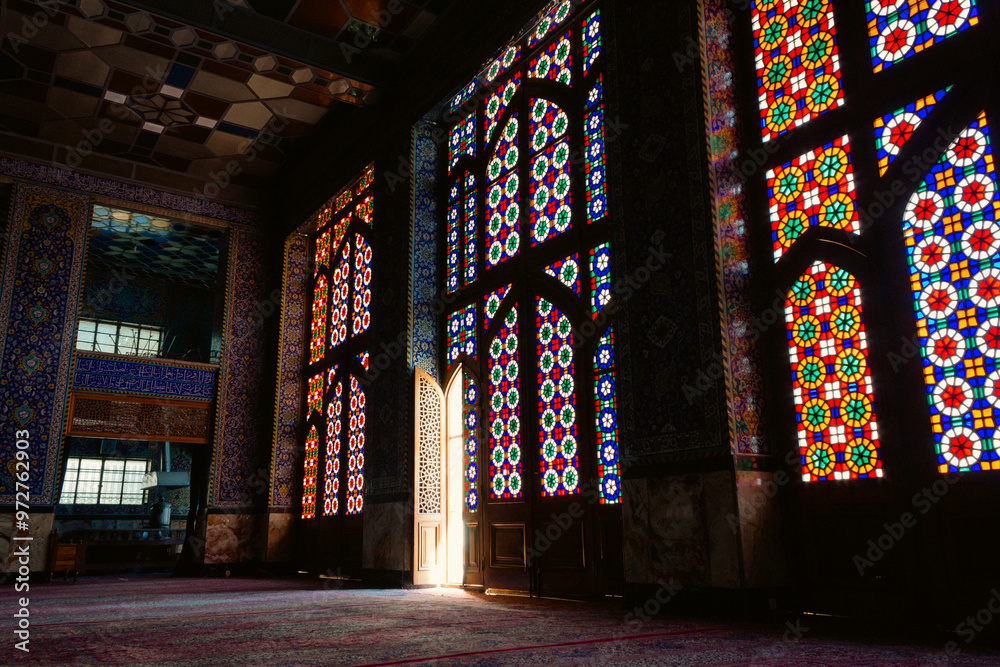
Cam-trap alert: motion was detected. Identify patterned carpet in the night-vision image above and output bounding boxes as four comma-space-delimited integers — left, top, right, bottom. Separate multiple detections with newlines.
8, 575, 1000, 666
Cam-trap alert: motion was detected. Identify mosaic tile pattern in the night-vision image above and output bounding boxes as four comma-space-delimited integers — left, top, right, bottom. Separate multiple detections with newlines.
0, 184, 90, 506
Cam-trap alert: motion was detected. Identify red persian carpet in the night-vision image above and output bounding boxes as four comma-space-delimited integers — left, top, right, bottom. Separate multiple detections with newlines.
7, 575, 1000, 666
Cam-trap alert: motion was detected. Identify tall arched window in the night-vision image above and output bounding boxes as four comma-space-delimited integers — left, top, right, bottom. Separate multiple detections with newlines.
440, 0, 620, 595
743, 0, 996, 479
301, 164, 374, 519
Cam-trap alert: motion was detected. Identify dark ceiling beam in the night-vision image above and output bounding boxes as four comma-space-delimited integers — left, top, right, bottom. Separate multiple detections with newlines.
115, 0, 387, 84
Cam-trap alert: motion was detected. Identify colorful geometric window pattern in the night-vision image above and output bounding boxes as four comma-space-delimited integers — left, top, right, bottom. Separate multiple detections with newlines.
752, 0, 844, 141
537, 299, 579, 496
594, 329, 620, 503
465, 172, 478, 286
583, 10, 601, 76
874, 88, 949, 176
464, 373, 480, 512
315, 230, 330, 276
902, 112, 1000, 472
529, 105, 572, 246
331, 244, 350, 348
544, 254, 581, 295
301, 425, 319, 519
590, 244, 612, 315
584, 77, 608, 223
303, 164, 374, 519
449, 114, 476, 172
310, 276, 328, 364
528, 31, 571, 85
868, 0, 978, 73
767, 136, 859, 261
485, 73, 520, 146
308, 373, 323, 416
786, 262, 882, 481
356, 196, 374, 227
529, 0, 572, 48
440, 1, 623, 504
485, 284, 511, 330
488, 115, 519, 184
325, 379, 343, 516
486, 168, 521, 267
485, 44, 519, 84
447, 182, 460, 293
488, 306, 521, 499
447, 303, 477, 364
347, 376, 366, 514
352, 234, 372, 336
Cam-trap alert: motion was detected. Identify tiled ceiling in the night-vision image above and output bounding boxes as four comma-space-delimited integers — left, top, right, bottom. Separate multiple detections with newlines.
0, 0, 452, 205
88, 205, 223, 289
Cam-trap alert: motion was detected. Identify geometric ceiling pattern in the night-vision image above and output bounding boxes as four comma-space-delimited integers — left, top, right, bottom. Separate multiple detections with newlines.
0, 0, 450, 201
88, 205, 223, 289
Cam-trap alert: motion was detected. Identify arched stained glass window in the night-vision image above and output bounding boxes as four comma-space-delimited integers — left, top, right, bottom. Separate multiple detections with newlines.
442, 0, 620, 508
301, 164, 374, 519
744, 0, 995, 480
786, 262, 882, 481
903, 111, 1000, 472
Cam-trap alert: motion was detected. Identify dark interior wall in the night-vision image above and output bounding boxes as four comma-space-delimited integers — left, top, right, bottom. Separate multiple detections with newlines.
79, 268, 218, 362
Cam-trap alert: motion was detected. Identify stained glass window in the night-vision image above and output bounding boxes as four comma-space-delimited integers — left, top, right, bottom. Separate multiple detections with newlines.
447, 303, 477, 364
485, 284, 512, 329
583, 11, 601, 76
310, 276, 328, 363
352, 234, 372, 336
529, 126, 572, 246
301, 425, 319, 519
441, 0, 620, 508
447, 182, 460, 293
874, 88, 950, 176
325, 379, 342, 516
786, 262, 882, 481
868, 0, 978, 73
488, 307, 521, 499
316, 230, 330, 275
449, 114, 476, 171
584, 77, 607, 223
464, 172, 478, 285
767, 136, 859, 261
485, 73, 521, 147
464, 374, 480, 512
308, 373, 323, 416
528, 31, 571, 85
528, 0, 572, 47
301, 165, 374, 518
537, 299, 579, 496
486, 166, 521, 267
347, 376, 366, 515
590, 244, 611, 315
903, 112, 1000, 472
594, 329, 620, 503
752, 0, 844, 141
544, 254, 581, 295
331, 244, 350, 348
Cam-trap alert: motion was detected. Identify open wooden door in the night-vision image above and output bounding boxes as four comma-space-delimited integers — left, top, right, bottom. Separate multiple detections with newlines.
413, 368, 445, 586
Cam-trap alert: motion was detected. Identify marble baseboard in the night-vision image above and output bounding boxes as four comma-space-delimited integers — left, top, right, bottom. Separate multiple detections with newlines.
736, 470, 790, 588
205, 513, 264, 564
0, 513, 54, 574
362, 501, 411, 572
265, 512, 293, 562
